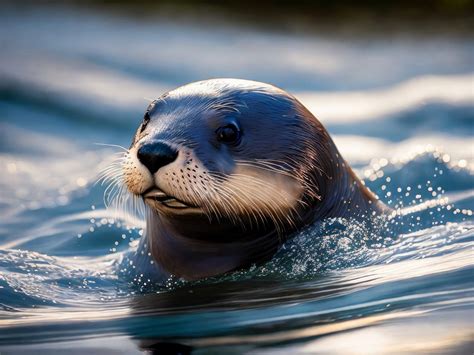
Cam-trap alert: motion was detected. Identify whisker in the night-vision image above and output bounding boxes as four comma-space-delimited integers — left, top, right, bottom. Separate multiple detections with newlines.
93, 142, 129, 152
96, 149, 145, 223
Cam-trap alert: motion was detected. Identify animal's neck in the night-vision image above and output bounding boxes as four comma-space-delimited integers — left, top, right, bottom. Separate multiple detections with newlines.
146, 211, 280, 280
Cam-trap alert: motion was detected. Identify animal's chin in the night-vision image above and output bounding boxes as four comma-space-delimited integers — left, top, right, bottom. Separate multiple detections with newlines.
142, 188, 204, 216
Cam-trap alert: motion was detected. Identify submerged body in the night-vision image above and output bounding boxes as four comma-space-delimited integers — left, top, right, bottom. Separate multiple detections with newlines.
123, 79, 385, 280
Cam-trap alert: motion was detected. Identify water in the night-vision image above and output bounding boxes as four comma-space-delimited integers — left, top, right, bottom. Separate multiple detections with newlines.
0, 5, 473, 354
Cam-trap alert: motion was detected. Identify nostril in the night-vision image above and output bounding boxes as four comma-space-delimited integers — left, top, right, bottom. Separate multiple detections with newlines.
137, 141, 178, 174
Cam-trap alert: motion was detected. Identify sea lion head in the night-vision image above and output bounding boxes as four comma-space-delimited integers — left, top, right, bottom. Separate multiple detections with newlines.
122, 78, 375, 279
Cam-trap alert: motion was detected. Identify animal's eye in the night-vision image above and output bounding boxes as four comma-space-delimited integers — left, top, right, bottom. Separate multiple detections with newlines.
216, 124, 241, 144
140, 112, 151, 132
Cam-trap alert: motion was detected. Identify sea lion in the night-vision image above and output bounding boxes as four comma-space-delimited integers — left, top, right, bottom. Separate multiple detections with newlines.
122, 78, 384, 280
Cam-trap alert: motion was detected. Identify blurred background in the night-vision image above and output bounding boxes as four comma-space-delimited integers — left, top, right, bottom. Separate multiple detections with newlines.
0, 1, 473, 354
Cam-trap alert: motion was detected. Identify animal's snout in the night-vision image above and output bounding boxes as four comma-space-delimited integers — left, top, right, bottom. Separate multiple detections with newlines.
137, 141, 178, 174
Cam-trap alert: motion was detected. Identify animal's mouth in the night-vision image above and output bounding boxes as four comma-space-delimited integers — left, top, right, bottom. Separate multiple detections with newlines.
143, 188, 197, 210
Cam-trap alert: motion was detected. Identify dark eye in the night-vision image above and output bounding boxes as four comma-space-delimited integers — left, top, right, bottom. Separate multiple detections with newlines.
140, 112, 151, 132
216, 124, 241, 144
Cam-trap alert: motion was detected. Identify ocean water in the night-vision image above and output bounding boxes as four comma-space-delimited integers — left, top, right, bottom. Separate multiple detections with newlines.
0, 6, 473, 354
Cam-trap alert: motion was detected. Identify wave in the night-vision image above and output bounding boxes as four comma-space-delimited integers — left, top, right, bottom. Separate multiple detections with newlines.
299, 74, 474, 123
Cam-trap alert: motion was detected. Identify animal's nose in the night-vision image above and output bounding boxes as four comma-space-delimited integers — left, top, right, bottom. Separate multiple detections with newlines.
137, 141, 178, 174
